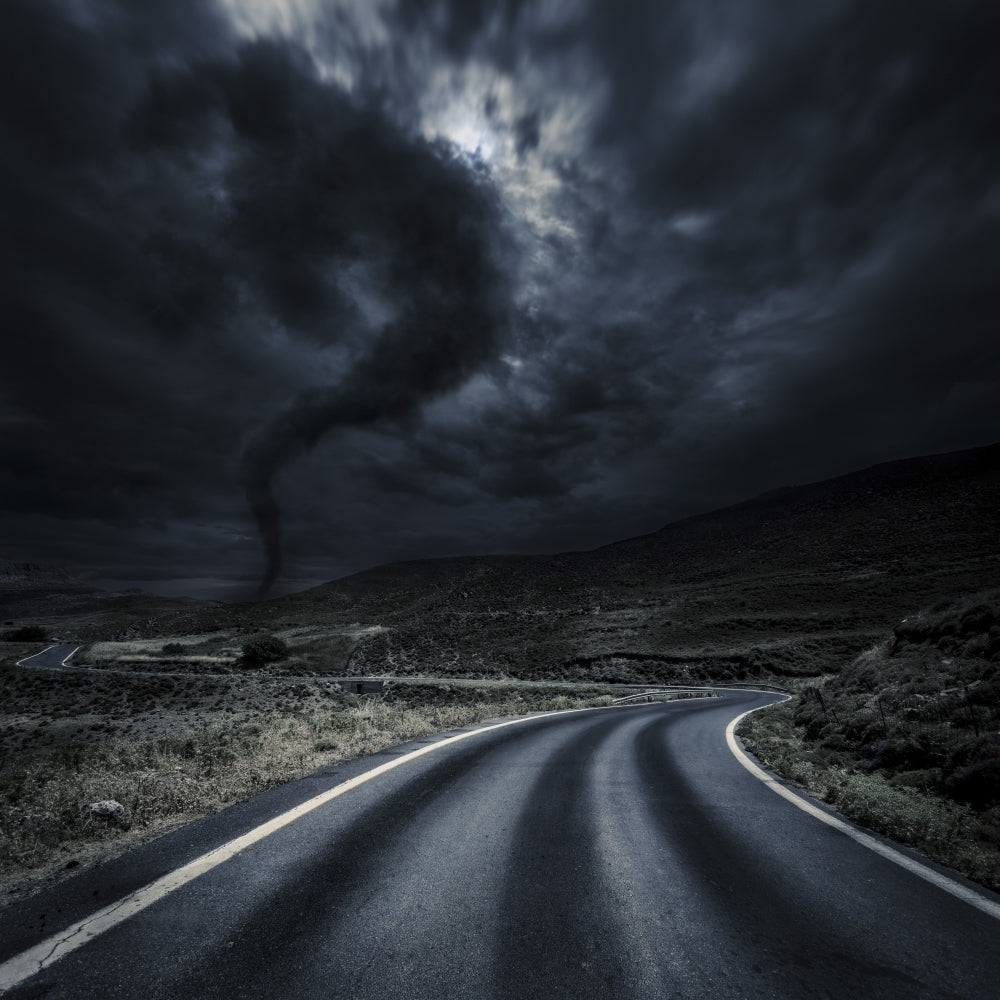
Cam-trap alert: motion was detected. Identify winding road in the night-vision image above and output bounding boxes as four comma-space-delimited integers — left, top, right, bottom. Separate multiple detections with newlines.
14, 643, 80, 669
1, 693, 998, 998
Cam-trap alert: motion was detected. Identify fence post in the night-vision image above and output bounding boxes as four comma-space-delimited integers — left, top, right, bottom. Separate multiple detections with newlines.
816, 688, 839, 725
876, 696, 889, 735
964, 686, 981, 738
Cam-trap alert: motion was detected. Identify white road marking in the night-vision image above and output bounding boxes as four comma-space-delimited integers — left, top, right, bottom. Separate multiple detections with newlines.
0, 702, 640, 993
727, 700, 1000, 922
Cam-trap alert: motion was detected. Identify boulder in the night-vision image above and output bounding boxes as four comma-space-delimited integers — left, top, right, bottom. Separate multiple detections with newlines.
82, 800, 127, 825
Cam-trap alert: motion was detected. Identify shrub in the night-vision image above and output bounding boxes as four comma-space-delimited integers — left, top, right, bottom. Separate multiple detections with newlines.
960, 604, 994, 636
829, 773, 973, 852
3, 625, 47, 641
869, 734, 941, 771
241, 635, 288, 664
946, 759, 1000, 809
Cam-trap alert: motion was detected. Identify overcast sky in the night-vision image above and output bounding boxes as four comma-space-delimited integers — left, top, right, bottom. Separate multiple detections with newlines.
2, 0, 998, 600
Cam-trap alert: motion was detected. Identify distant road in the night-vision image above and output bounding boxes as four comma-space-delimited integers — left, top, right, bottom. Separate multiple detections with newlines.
14, 642, 80, 669
1, 693, 998, 998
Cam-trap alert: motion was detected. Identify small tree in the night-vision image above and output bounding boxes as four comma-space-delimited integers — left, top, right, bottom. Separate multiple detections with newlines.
241, 635, 288, 664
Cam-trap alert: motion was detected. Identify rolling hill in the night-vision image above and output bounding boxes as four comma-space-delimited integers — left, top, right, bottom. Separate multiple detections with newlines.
263, 441, 1000, 682
3, 442, 998, 684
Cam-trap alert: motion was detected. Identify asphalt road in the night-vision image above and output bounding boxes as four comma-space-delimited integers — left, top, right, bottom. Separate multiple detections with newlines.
1, 693, 998, 999
14, 643, 80, 669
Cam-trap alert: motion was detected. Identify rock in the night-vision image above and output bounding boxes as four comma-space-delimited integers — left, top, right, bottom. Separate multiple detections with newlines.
82, 800, 126, 824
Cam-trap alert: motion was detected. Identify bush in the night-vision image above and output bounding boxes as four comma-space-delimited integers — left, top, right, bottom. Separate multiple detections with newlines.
241, 635, 288, 664
946, 759, 1000, 809
829, 773, 973, 852
3, 625, 47, 641
869, 734, 942, 771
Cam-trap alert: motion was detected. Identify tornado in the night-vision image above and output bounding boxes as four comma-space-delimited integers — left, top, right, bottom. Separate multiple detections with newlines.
241, 262, 508, 598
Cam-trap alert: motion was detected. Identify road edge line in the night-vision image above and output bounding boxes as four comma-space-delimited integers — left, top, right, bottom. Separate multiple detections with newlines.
726, 699, 1000, 922
0, 701, 638, 993
14, 645, 57, 667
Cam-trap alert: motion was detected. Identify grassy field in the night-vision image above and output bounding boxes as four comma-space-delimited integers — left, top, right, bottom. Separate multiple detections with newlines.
0, 663, 625, 907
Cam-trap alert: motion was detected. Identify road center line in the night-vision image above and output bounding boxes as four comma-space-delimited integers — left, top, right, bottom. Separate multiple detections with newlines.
0, 702, 634, 994
726, 700, 1000, 922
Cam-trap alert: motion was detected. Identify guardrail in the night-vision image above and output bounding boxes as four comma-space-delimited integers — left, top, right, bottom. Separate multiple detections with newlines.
713, 681, 792, 694
611, 688, 717, 705
611, 682, 792, 704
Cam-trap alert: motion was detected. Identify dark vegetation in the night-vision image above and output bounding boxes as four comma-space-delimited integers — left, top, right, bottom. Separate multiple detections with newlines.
740, 589, 1000, 888
240, 635, 289, 665
795, 591, 1000, 807
2, 626, 47, 642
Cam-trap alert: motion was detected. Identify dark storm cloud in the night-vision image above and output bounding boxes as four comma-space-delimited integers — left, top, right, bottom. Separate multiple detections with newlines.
499, 0, 999, 504
395, 0, 530, 63
512, 110, 540, 158
2, 0, 998, 597
122, 38, 511, 593
1, 0, 512, 594
1, 0, 242, 530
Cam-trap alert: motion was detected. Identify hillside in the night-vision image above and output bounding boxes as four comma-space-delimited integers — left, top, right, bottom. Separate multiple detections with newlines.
259, 442, 1000, 682
3, 442, 998, 683
0, 562, 221, 641
740, 587, 1000, 889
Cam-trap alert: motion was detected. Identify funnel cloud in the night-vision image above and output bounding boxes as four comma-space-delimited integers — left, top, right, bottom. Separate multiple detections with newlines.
221, 63, 508, 593
128, 35, 511, 596
241, 256, 508, 597
1, 0, 998, 598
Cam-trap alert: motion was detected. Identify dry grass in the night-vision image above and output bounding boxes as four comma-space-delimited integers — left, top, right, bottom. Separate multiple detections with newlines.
0, 666, 616, 906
